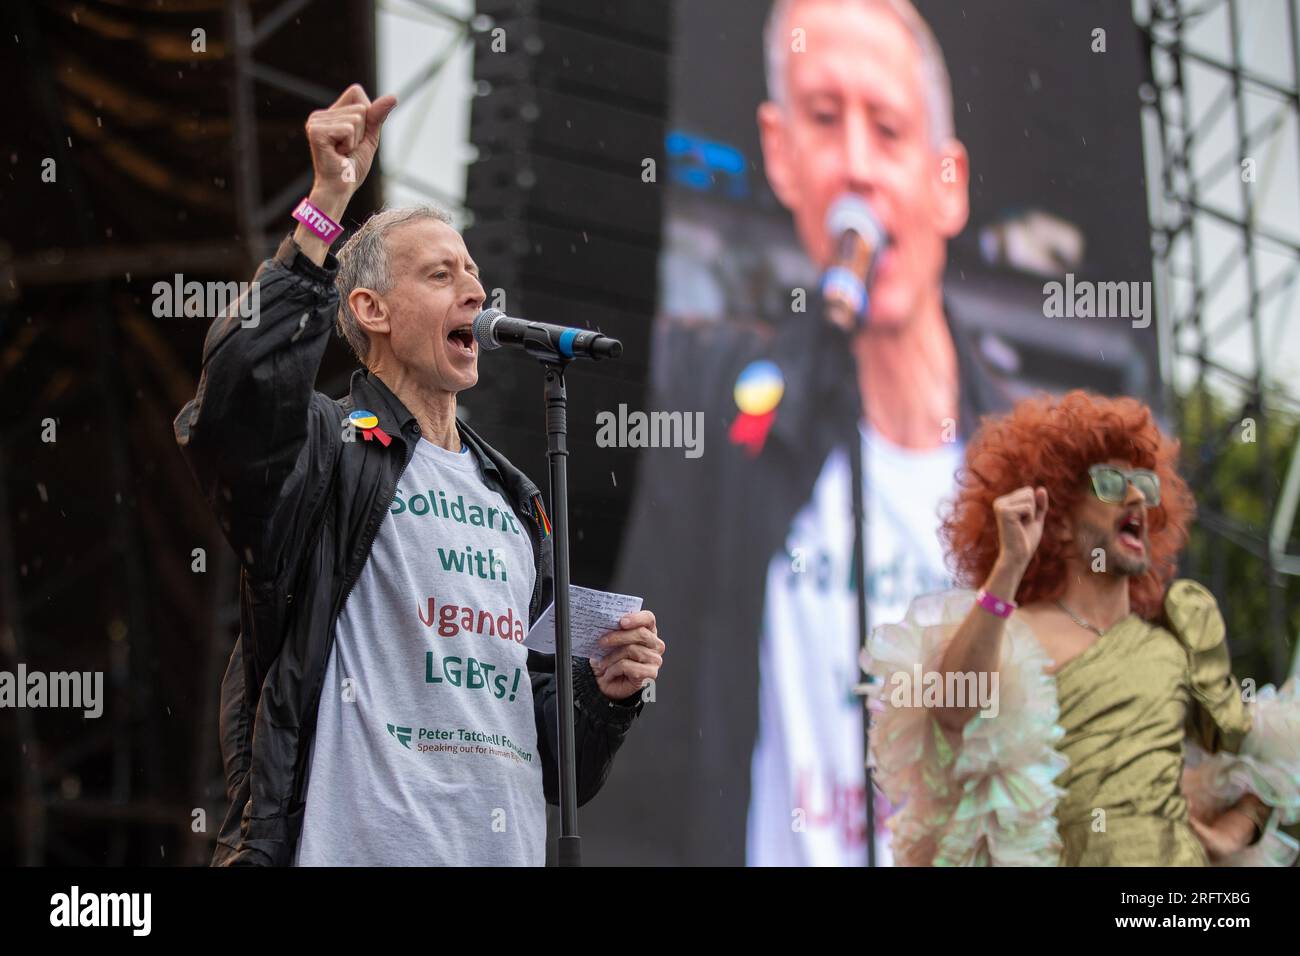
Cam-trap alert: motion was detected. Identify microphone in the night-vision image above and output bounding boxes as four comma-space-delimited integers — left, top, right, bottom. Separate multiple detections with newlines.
821, 194, 887, 331
473, 308, 623, 361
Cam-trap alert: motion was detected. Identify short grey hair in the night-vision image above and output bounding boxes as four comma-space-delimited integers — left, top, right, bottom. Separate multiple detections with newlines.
763, 0, 955, 146
334, 204, 454, 364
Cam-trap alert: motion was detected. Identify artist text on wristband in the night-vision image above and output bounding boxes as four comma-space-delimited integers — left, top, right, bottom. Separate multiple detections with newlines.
292, 197, 343, 244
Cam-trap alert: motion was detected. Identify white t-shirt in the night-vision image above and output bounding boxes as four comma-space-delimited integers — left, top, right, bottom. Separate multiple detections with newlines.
293, 437, 545, 866
746, 424, 962, 866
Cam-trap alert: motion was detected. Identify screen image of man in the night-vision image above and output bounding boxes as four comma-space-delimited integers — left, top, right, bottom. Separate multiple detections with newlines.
174, 85, 665, 865
590, 0, 1015, 866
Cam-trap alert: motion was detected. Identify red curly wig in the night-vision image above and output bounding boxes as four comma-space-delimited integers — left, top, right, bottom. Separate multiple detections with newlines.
940, 390, 1195, 620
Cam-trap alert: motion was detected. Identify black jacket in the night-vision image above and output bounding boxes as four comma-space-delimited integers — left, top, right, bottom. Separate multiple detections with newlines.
175, 235, 642, 866
581, 295, 1012, 865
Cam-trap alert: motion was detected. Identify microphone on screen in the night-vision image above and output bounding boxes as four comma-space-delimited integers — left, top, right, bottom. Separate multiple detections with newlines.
821, 194, 888, 332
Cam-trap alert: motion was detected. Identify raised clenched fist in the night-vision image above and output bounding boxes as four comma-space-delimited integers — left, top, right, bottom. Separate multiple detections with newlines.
993, 485, 1048, 573
305, 84, 397, 210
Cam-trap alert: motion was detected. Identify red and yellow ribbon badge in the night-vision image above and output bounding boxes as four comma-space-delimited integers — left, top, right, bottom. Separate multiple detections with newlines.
349, 409, 392, 447
728, 360, 784, 457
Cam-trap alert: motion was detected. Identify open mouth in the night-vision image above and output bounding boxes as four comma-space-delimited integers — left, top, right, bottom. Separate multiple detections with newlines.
447, 325, 475, 357
1116, 512, 1145, 552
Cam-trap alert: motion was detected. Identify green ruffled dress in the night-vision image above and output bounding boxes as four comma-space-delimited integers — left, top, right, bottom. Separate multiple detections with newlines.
1053, 580, 1251, 864
865, 580, 1300, 866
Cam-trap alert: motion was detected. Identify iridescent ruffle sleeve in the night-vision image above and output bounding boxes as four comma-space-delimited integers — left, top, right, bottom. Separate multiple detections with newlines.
863, 589, 1068, 866
1167, 579, 1300, 866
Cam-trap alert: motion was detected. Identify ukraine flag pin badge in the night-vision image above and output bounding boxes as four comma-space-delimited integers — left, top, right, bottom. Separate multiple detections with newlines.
728, 360, 784, 457
348, 409, 392, 447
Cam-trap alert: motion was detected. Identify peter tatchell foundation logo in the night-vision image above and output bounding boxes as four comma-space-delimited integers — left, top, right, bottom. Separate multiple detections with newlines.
387, 723, 413, 748
386, 721, 535, 761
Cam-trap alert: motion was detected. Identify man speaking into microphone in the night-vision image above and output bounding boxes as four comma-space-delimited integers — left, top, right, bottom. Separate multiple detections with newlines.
174, 84, 664, 866
590, 0, 1012, 866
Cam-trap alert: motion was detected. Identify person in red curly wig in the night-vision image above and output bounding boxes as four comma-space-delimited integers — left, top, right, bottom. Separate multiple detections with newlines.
942, 389, 1193, 622
864, 390, 1300, 866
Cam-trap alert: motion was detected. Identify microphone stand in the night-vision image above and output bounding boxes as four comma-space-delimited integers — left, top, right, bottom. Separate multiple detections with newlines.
849, 400, 876, 868
830, 291, 877, 868
541, 355, 581, 867
486, 314, 621, 868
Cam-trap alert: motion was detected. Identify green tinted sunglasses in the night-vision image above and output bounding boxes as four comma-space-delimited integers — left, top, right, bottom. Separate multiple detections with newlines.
1088, 464, 1161, 506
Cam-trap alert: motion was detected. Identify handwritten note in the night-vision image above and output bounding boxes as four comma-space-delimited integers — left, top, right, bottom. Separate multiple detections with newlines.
524, 585, 644, 659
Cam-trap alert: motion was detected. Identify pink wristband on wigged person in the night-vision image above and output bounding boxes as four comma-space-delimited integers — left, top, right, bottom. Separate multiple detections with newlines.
975, 588, 1017, 618
292, 197, 343, 244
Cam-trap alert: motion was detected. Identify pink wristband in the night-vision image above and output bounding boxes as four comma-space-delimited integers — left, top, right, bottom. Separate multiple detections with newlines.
975, 588, 1016, 618
292, 197, 343, 244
